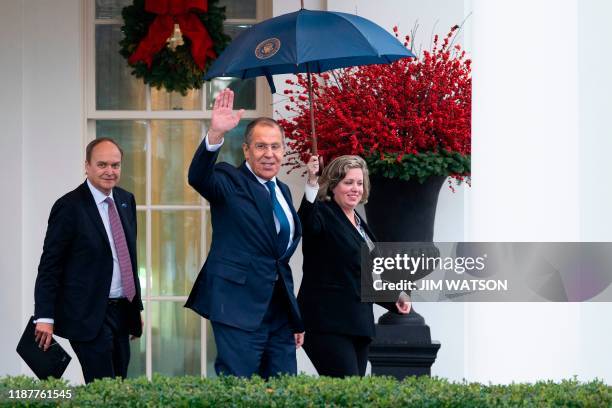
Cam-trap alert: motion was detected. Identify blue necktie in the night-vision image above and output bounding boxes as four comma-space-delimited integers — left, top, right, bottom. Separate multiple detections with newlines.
265, 180, 290, 255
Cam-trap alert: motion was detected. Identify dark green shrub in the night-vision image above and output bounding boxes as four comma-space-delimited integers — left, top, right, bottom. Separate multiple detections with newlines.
0, 374, 609, 407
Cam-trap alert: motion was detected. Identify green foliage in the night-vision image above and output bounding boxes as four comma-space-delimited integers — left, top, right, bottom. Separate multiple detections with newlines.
364, 150, 471, 184
119, 0, 231, 95
1, 374, 609, 407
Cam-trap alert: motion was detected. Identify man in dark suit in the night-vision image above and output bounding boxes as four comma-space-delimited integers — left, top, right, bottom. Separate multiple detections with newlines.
185, 89, 304, 378
34, 138, 143, 384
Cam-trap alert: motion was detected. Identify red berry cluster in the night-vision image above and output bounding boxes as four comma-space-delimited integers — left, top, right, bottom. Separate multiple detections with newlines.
278, 26, 471, 178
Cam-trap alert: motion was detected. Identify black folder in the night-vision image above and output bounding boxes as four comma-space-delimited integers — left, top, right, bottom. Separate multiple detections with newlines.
16, 316, 71, 379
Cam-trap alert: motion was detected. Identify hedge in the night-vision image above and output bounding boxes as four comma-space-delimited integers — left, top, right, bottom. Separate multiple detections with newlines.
0, 374, 610, 407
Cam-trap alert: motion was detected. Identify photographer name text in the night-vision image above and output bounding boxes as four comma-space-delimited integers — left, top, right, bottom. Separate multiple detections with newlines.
373, 279, 509, 292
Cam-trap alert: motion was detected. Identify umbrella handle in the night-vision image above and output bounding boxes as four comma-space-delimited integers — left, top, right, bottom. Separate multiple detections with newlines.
307, 68, 317, 155
264, 72, 276, 94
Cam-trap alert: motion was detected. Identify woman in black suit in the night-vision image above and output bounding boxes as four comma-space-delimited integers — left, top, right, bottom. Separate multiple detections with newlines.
298, 155, 411, 377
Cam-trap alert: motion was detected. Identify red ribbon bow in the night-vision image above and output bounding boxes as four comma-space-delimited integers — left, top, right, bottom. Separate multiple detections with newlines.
128, 0, 216, 70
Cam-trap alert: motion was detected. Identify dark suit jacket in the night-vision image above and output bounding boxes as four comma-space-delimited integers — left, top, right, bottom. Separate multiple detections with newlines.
297, 197, 396, 338
185, 143, 304, 332
34, 181, 143, 342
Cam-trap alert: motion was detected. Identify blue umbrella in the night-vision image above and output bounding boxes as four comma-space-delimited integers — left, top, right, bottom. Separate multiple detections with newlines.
205, 5, 414, 153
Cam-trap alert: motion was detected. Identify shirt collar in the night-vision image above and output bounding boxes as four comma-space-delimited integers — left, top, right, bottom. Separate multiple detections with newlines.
86, 179, 114, 205
245, 161, 277, 186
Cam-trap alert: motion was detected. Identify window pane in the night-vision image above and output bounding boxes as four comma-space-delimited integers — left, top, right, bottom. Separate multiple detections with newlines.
151, 210, 201, 296
206, 77, 256, 111
223, 23, 253, 40
151, 88, 203, 111
151, 120, 201, 205
151, 301, 201, 376
218, 0, 256, 19
96, 25, 146, 110
202, 119, 248, 166
127, 300, 146, 378
137, 210, 146, 296
96, 120, 147, 204
206, 22, 255, 110
95, 0, 132, 20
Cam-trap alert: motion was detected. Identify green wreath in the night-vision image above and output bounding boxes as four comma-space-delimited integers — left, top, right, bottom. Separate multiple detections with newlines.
119, 0, 230, 95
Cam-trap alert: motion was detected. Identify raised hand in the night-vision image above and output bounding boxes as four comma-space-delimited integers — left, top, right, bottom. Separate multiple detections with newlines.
306, 155, 320, 186
209, 88, 245, 144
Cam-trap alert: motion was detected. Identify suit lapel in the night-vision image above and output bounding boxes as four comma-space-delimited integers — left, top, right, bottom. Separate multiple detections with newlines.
239, 163, 278, 247
329, 200, 362, 239
79, 181, 111, 247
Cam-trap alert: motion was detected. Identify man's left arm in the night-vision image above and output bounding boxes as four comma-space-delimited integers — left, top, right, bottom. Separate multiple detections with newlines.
34, 199, 75, 350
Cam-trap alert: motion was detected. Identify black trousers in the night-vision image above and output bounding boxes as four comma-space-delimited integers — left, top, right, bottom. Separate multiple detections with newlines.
303, 331, 371, 377
70, 299, 131, 384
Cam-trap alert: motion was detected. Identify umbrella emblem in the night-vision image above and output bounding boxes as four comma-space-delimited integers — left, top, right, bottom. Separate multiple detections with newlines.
255, 38, 281, 59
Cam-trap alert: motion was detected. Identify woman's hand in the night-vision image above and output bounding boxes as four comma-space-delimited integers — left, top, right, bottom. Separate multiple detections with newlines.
395, 292, 411, 314
306, 155, 320, 186
294, 332, 304, 349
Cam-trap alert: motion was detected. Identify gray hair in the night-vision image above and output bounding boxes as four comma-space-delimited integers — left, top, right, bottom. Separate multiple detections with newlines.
317, 155, 370, 204
243, 117, 286, 145
86, 138, 123, 162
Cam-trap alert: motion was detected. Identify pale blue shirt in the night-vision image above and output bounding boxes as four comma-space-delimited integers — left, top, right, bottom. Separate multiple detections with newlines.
86, 179, 124, 299
205, 134, 295, 249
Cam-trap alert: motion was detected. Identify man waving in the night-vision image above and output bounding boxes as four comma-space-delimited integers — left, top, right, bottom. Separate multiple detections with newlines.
185, 89, 304, 378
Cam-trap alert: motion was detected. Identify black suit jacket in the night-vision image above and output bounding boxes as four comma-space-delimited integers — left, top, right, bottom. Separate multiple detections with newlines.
297, 197, 396, 338
34, 181, 143, 342
185, 144, 304, 332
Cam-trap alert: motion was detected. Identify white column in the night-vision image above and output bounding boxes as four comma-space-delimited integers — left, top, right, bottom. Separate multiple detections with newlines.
0, 0, 25, 376
576, 0, 612, 382
467, 0, 581, 382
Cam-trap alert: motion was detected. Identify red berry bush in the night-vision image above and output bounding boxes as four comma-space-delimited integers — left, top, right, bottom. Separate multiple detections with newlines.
278, 26, 471, 185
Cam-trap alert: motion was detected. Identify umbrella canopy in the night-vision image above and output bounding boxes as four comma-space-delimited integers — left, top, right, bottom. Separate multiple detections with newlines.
205, 8, 415, 153
205, 8, 413, 91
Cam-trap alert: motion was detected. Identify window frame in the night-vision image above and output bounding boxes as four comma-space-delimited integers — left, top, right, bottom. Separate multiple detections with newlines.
84, 0, 272, 379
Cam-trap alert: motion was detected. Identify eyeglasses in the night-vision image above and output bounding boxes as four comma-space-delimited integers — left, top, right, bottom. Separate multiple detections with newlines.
252, 143, 283, 152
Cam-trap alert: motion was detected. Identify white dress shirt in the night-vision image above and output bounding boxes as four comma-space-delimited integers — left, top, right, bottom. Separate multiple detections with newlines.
304, 182, 319, 203
205, 133, 295, 249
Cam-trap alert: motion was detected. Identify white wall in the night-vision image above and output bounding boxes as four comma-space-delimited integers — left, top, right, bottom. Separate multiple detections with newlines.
274, 0, 469, 377
326, 0, 470, 380
284, 0, 612, 384
0, 0, 85, 381
272, 0, 327, 376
